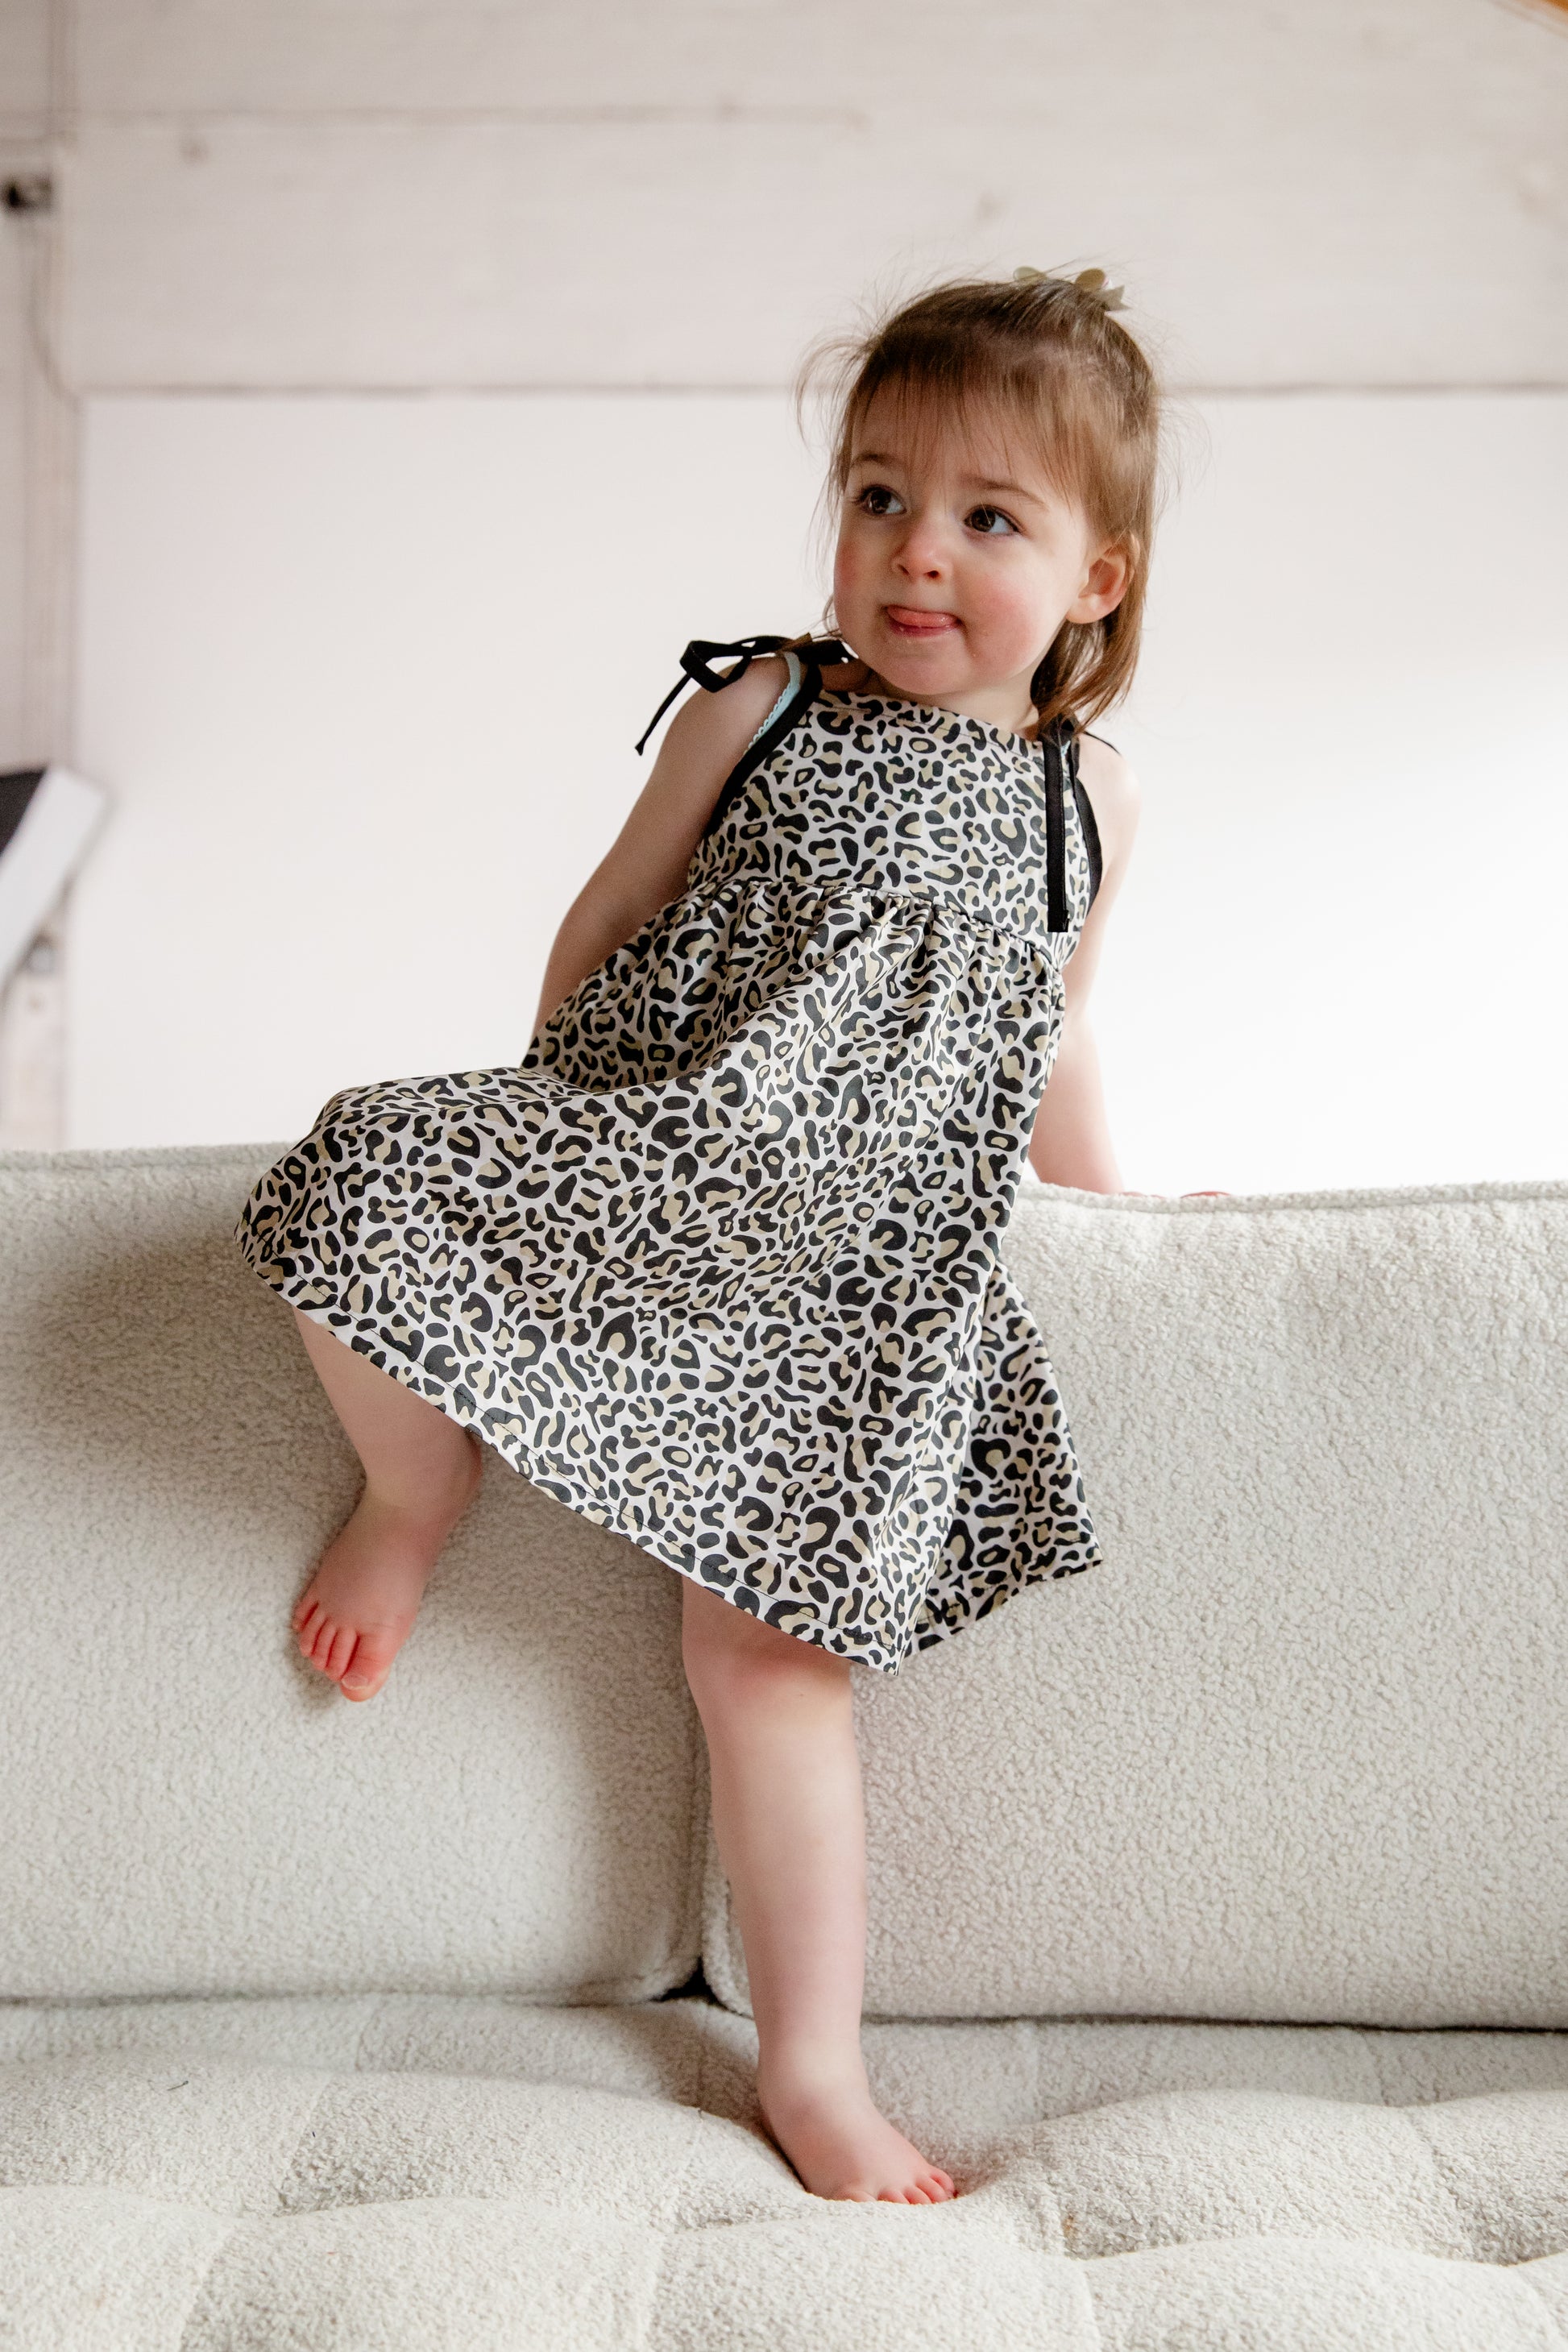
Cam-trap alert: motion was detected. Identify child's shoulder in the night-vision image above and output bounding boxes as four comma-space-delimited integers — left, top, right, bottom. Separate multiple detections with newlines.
645, 637, 848, 809
655, 633, 854, 759
1076, 728, 1141, 816
1075, 728, 1143, 877
653, 641, 793, 761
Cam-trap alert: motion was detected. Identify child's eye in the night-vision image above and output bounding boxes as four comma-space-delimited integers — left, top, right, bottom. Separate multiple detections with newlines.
855, 483, 905, 517
967, 504, 1018, 537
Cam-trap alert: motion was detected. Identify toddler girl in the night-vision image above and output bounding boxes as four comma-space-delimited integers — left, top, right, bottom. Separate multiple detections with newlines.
234, 264, 1159, 2205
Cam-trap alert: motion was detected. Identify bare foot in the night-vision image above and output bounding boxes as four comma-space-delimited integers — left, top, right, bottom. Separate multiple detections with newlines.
292, 1430, 483, 1701
757, 2055, 957, 2204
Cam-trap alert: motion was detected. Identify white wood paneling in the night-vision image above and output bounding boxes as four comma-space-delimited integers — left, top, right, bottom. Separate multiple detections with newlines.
69, 387, 1568, 1191
0, 906, 65, 1144
1102, 390, 1568, 1193
55, 0, 1568, 391
64, 0, 1568, 124
0, 0, 51, 137
23, 0, 1568, 1174
69, 392, 823, 1151
0, 209, 31, 760
0, 0, 71, 1142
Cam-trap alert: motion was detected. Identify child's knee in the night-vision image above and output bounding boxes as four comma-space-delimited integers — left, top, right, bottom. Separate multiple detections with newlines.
681, 1579, 847, 1705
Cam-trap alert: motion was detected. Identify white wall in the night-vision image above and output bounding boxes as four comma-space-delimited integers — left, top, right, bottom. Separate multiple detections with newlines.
6, 0, 1568, 1184
50, 0, 1568, 393
1105, 393, 1568, 1193
70, 392, 822, 1148
72, 385, 1568, 1193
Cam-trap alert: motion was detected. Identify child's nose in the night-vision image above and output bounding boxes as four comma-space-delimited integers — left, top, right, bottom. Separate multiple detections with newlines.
893, 522, 949, 580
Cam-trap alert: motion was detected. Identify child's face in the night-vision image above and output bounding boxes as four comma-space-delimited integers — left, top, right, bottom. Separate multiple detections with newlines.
832, 392, 1130, 722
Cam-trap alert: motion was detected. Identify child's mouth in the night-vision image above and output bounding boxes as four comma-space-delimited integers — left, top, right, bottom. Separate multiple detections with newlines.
884, 606, 960, 639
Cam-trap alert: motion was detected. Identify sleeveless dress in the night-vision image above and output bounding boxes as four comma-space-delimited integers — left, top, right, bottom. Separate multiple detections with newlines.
233, 635, 1106, 1674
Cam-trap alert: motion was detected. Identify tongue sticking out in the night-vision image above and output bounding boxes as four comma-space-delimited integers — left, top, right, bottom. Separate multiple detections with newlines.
886, 608, 959, 636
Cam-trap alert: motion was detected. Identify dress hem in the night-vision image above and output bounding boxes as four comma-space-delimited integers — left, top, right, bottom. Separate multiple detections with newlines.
239, 1234, 933, 1677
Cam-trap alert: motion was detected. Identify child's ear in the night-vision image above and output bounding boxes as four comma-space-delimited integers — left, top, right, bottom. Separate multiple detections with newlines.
1068, 541, 1132, 624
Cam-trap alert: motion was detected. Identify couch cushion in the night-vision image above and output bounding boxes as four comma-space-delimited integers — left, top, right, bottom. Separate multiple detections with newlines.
7, 1989, 1568, 2150
0, 1144, 706, 2002
3, 2000, 1568, 2349
702, 1180, 1568, 2027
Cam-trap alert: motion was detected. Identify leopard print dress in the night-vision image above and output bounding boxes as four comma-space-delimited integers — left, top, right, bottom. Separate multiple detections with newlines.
234, 637, 1106, 1674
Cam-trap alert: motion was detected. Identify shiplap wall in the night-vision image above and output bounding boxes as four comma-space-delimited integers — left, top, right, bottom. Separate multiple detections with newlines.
2, 0, 1566, 1184
40, 0, 1568, 392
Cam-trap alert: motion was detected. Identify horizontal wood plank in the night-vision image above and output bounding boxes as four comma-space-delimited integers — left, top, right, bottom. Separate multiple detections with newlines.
56, 102, 1567, 391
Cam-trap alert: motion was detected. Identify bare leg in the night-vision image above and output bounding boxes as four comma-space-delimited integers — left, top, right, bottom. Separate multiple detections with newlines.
289, 1308, 482, 1700
681, 1578, 956, 2203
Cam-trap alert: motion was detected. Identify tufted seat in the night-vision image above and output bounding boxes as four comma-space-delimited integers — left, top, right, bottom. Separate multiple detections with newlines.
3, 1147, 1567, 2349
7, 2001, 1568, 2346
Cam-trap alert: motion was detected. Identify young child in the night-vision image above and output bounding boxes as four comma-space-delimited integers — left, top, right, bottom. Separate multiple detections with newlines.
234, 263, 1156, 2207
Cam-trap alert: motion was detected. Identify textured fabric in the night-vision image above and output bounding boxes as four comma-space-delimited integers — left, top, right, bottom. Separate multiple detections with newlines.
702, 1179, 1568, 2028
5, 1996, 1568, 2349
12, 1149, 1568, 2025
232, 670, 1103, 1673
9, 1144, 1568, 2341
0, 1144, 707, 2003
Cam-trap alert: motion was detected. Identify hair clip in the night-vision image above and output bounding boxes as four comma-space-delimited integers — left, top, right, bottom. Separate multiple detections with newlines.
1011, 263, 1127, 313
1072, 266, 1127, 311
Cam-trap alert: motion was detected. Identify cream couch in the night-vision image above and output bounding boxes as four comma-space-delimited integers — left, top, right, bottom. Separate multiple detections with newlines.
3, 1143, 1567, 2350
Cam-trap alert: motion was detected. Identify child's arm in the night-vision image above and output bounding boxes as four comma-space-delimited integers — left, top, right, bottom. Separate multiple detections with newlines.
1027, 734, 1142, 1193
530, 654, 793, 1036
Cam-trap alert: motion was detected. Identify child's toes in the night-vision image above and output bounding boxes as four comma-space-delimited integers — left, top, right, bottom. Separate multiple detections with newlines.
298, 1612, 338, 1672
321, 1620, 359, 1681
340, 1632, 401, 1702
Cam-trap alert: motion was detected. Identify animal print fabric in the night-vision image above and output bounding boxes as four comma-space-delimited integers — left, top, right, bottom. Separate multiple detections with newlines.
233, 654, 1105, 1674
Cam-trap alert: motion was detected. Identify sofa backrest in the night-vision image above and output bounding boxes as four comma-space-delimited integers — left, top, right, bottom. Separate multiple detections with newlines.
10, 1151, 1567, 2026
702, 1182, 1568, 2029
0, 1145, 705, 2002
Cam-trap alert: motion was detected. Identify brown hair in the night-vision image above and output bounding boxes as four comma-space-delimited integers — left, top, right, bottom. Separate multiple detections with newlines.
794, 268, 1167, 736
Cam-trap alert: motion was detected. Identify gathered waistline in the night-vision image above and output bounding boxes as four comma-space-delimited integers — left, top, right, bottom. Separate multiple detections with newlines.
671, 865, 1068, 953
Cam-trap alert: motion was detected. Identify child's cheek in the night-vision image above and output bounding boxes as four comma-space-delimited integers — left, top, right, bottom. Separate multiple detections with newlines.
969, 561, 1060, 674
832, 532, 876, 627
946, 565, 1007, 666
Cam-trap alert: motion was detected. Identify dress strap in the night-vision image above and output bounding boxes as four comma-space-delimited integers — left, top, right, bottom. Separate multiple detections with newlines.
695, 638, 844, 844
1038, 716, 1103, 928
633, 634, 851, 755
1040, 718, 1071, 934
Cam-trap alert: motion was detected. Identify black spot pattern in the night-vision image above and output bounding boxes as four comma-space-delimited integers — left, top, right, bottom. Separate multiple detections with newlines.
233, 671, 1105, 1673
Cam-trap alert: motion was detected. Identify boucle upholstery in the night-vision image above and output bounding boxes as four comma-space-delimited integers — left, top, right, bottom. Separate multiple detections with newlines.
4, 1998, 1568, 2346
705, 1180, 1568, 2027
0, 1146, 706, 2002
4, 1147, 1567, 2348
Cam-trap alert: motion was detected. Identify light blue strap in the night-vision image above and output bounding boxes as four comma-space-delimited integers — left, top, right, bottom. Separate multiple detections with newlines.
745, 647, 804, 749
